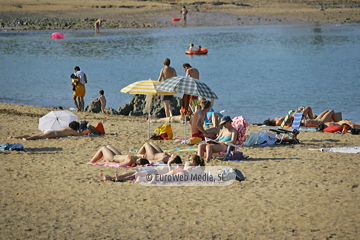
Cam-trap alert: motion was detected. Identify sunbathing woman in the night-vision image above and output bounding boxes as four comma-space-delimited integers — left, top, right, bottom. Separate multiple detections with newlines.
8, 121, 84, 140
140, 154, 206, 184
151, 115, 191, 123
263, 106, 316, 126
303, 109, 340, 127
98, 153, 183, 182
103, 155, 205, 184
89, 142, 176, 165
197, 116, 238, 162
89, 144, 150, 166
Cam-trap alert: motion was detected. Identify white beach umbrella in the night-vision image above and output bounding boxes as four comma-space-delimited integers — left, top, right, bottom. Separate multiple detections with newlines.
38, 110, 78, 131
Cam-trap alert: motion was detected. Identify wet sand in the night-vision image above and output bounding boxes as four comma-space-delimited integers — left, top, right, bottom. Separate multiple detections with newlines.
0, 0, 359, 30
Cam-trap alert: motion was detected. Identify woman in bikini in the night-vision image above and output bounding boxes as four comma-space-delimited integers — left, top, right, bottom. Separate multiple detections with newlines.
197, 116, 238, 162
98, 153, 183, 182
89, 142, 176, 166
135, 154, 205, 184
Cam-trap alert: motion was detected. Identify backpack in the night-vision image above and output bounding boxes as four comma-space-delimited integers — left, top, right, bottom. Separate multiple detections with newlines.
221, 168, 246, 181
154, 124, 173, 140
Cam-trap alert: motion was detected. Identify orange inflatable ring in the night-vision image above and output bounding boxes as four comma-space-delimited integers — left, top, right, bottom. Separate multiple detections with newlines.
172, 18, 181, 21
51, 32, 65, 39
185, 48, 208, 55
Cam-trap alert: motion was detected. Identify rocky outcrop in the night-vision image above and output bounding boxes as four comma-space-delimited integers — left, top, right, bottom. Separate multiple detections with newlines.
118, 94, 182, 118
85, 101, 101, 113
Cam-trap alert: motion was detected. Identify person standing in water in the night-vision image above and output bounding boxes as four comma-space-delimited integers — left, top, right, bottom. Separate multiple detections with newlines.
94, 19, 106, 33
181, 6, 188, 22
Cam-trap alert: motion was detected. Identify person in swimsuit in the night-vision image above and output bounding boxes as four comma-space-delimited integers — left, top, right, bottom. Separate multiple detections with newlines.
181, 6, 188, 22
190, 100, 218, 140
150, 114, 191, 123
158, 58, 177, 118
181, 63, 199, 116
188, 44, 197, 52
90, 142, 178, 165
8, 121, 84, 140
197, 116, 238, 162
98, 154, 183, 182
135, 154, 206, 184
94, 19, 105, 33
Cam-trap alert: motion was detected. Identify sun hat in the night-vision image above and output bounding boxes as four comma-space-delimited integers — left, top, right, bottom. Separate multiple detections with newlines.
220, 116, 232, 125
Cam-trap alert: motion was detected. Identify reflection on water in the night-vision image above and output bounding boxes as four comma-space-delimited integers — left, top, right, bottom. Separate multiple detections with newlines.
0, 24, 359, 122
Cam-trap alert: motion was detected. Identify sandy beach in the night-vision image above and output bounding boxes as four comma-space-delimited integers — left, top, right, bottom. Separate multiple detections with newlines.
1, 102, 359, 239
1, 0, 360, 238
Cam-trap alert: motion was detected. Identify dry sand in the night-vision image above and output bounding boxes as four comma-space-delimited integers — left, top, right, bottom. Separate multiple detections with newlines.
1, 1, 360, 239
1, 102, 359, 239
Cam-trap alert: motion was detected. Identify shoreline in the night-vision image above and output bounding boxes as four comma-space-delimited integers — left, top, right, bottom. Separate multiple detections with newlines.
1, 1, 359, 31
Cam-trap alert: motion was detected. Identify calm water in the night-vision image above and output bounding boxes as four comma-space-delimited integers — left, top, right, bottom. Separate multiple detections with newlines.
0, 24, 359, 123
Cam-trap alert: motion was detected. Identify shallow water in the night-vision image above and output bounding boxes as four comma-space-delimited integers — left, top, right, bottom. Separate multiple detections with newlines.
0, 24, 359, 123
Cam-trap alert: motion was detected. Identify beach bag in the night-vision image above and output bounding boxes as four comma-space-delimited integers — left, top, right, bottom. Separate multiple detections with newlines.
244, 132, 258, 146
154, 124, 173, 140
226, 151, 245, 161
257, 132, 276, 145
221, 168, 246, 181
94, 122, 105, 135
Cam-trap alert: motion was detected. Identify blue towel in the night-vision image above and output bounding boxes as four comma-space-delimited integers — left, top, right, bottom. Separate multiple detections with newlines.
0, 143, 27, 151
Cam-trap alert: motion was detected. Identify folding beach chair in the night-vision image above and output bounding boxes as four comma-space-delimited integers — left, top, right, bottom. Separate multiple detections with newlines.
223, 116, 248, 160
269, 109, 303, 144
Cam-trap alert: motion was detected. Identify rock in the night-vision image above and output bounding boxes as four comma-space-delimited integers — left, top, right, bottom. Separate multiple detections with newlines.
118, 94, 182, 118
85, 100, 101, 113
107, 108, 118, 115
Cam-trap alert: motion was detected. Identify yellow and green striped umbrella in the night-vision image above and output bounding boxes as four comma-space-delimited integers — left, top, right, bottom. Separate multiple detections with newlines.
120, 79, 177, 95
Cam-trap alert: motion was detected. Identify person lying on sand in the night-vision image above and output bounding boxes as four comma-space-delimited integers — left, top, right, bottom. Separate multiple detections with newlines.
99, 154, 183, 182
150, 115, 191, 123
99, 154, 205, 183
89, 142, 177, 165
8, 121, 84, 140
263, 106, 316, 126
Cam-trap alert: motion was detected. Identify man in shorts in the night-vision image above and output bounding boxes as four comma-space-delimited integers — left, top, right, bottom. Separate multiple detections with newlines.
73, 66, 87, 112
181, 63, 200, 116
158, 58, 177, 117
190, 100, 218, 140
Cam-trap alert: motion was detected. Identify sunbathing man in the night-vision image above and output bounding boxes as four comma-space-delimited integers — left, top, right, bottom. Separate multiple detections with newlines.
8, 121, 84, 140
190, 100, 218, 140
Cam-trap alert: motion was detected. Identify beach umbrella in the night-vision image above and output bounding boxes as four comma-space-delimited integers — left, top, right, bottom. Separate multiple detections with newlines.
120, 79, 177, 138
38, 110, 78, 131
120, 79, 177, 95
156, 76, 219, 99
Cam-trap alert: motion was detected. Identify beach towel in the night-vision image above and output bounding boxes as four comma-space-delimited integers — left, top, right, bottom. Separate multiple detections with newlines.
0, 143, 27, 151
308, 146, 360, 153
